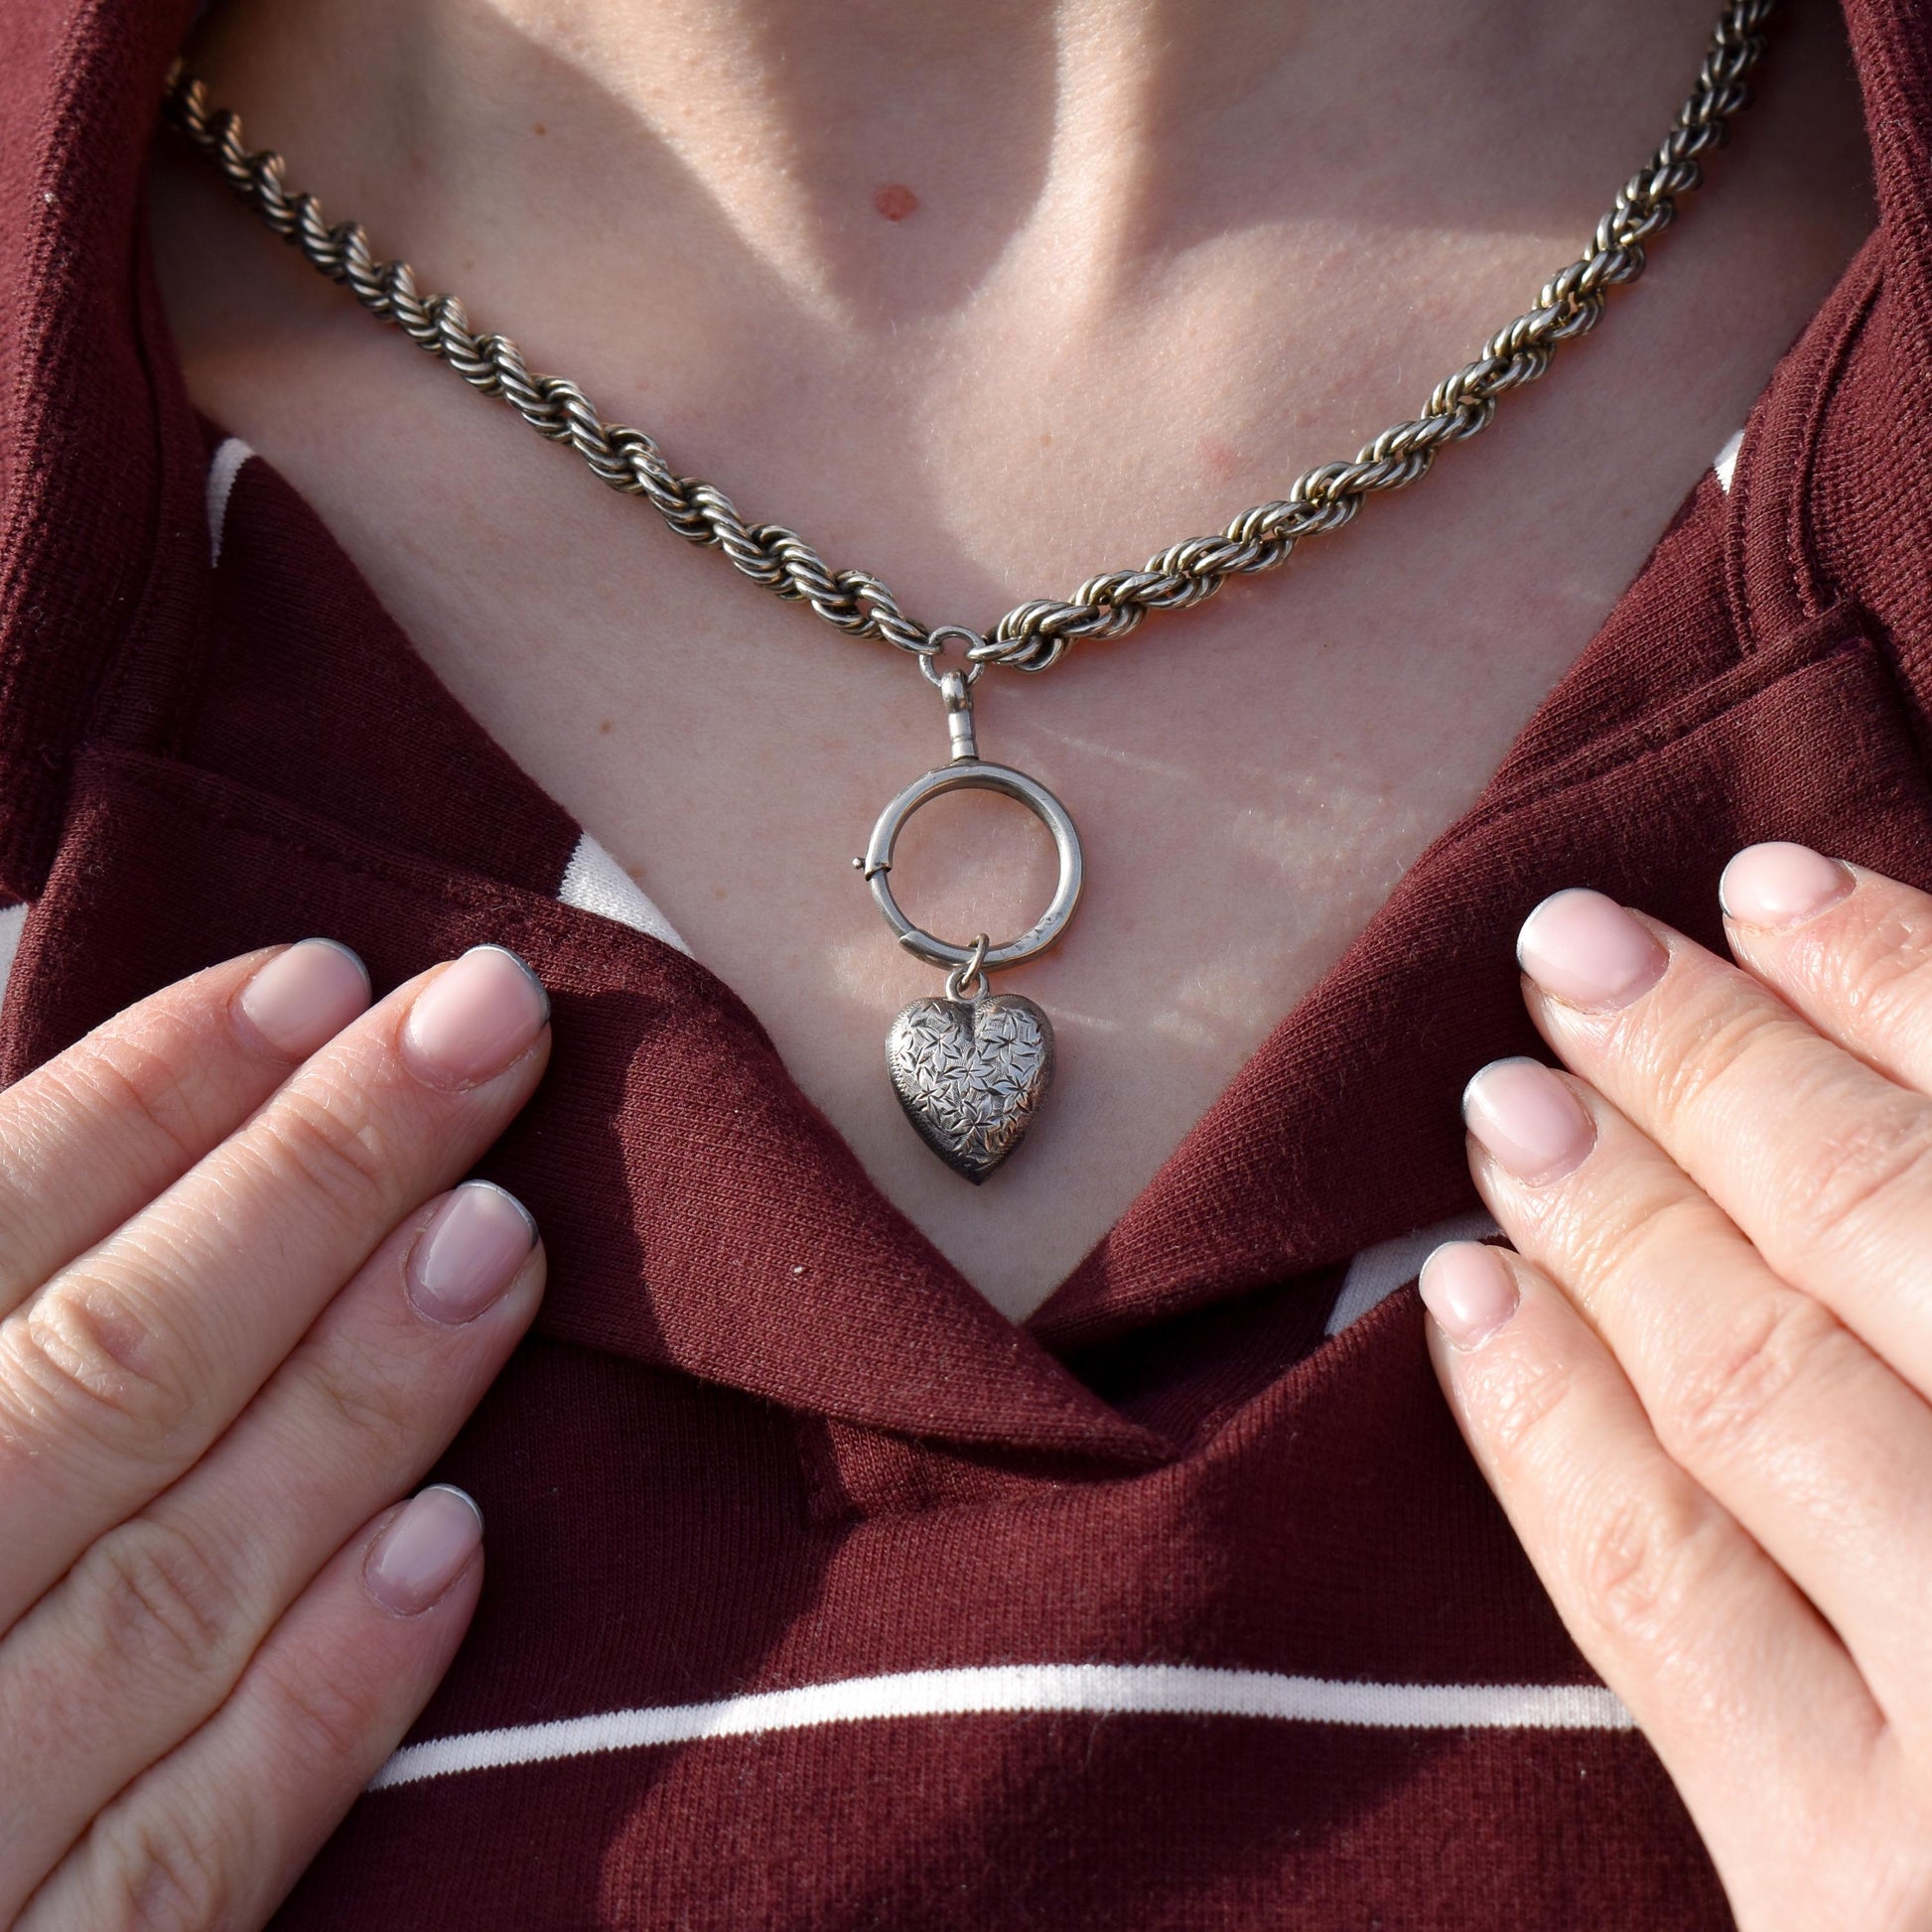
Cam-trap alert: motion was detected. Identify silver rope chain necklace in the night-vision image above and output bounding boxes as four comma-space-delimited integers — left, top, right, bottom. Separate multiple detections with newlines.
162, 4, 1775, 1179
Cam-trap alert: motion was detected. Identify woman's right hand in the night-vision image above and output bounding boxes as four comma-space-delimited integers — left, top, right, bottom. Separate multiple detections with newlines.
0, 937, 553, 1929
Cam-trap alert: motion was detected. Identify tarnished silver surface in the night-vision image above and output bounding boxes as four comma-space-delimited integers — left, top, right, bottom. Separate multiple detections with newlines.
861, 681, 1075, 1174
161, 3, 1776, 675
887, 988, 1055, 1183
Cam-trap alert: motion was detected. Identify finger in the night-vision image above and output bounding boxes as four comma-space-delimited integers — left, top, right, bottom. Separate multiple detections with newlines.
1513, 888, 1932, 1397
0, 939, 371, 1315
0, 1180, 541, 1918
1462, 1057, 1932, 1721
17, 1486, 483, 1932
0, 943, 549, 1626
1419, 1240, 1877, 1873
1720, 844, 1932, 1093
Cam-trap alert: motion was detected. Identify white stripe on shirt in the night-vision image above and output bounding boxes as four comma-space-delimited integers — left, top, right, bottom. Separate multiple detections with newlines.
207, 435, 256, 567
1325, 1208, 1502, 1336
0, 900, 28, 1016
1713, 428, 1744, 493
558, 829, 691, 955
372, 1662, 1633, 1790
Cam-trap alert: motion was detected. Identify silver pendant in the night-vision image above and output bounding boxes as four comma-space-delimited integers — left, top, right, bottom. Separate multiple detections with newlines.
887, 968, 1055, 1183
856, 628, 1083, 1181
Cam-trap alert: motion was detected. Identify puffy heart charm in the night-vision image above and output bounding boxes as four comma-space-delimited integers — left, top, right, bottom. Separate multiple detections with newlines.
886, 991, 1055, 1182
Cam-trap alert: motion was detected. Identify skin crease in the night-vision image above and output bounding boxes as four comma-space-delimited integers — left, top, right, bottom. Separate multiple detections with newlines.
145, 0, 1875, 1320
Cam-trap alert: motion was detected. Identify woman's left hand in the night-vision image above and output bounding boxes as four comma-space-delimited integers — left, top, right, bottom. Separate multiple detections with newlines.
1423, 844, 1932, 1932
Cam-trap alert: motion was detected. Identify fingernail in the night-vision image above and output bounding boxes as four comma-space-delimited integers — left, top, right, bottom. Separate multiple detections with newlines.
1420, 1241, 1520, 1349
406, 1180, 538, 1325
400, 945, 549, 1089
1462, 1057, 1596, 1184
363, 1485, 483, 1615
1719, 841, 1853, 931
1517, 889, 1668, 1012
234, 938, 372, 1057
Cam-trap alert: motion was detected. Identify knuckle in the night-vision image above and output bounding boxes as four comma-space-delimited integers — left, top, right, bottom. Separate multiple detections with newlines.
296, 1327, 420, 1457
249, 1076, 399, 1220
1574, 1485, 1725, 1656
1811, 895, 1932, 1029
1658, 1290, 1837, 1464
54, 1031, 208, 1171
98, 1802, 236, 1932
1538, 1186, 1710, 1323
1478, 1347, 1580, 1471
0, 1282, 198, 1452
257, 1647, 381, 1776
1780, 1095, 1932, 1256
1634, 988, 1789, 1142
68, 1515, 248, 1691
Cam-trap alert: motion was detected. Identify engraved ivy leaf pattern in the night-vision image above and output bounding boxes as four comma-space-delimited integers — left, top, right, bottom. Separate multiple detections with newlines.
887, 994, 1055, 1179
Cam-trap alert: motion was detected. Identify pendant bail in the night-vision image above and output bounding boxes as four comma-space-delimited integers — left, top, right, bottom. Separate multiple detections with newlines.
939, 669, 978, 762
917, 623, 987, 760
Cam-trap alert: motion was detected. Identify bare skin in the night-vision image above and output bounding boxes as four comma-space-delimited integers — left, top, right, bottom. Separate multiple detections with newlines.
145, 0, 1875, 1318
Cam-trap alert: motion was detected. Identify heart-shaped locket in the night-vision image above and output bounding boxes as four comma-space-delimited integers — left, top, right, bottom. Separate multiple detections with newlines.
886, 991, 1055, 1182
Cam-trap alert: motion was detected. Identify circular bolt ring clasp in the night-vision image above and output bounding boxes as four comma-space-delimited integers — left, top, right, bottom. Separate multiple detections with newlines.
860, 764, 1083, 974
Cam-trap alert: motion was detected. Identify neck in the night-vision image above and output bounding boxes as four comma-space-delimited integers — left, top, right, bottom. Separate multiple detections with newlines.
180, 0, 1719, 327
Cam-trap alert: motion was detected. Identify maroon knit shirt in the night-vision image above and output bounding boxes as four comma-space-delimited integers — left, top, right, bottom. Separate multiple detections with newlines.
4, 1, 1932, 1925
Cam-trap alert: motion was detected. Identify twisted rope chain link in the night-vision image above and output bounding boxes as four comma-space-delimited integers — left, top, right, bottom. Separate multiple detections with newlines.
161, 1, 1774, 676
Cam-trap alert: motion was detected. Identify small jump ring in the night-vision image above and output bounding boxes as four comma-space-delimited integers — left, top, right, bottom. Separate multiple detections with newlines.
916, 623, 988, 689
943, 934, 992, 1003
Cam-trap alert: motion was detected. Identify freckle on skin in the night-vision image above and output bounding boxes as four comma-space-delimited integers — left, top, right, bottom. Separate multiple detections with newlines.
1196, 435, 1241, 483
873, 183, 919, 222
599, 718, 615, 735
533, 122, 547, 136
